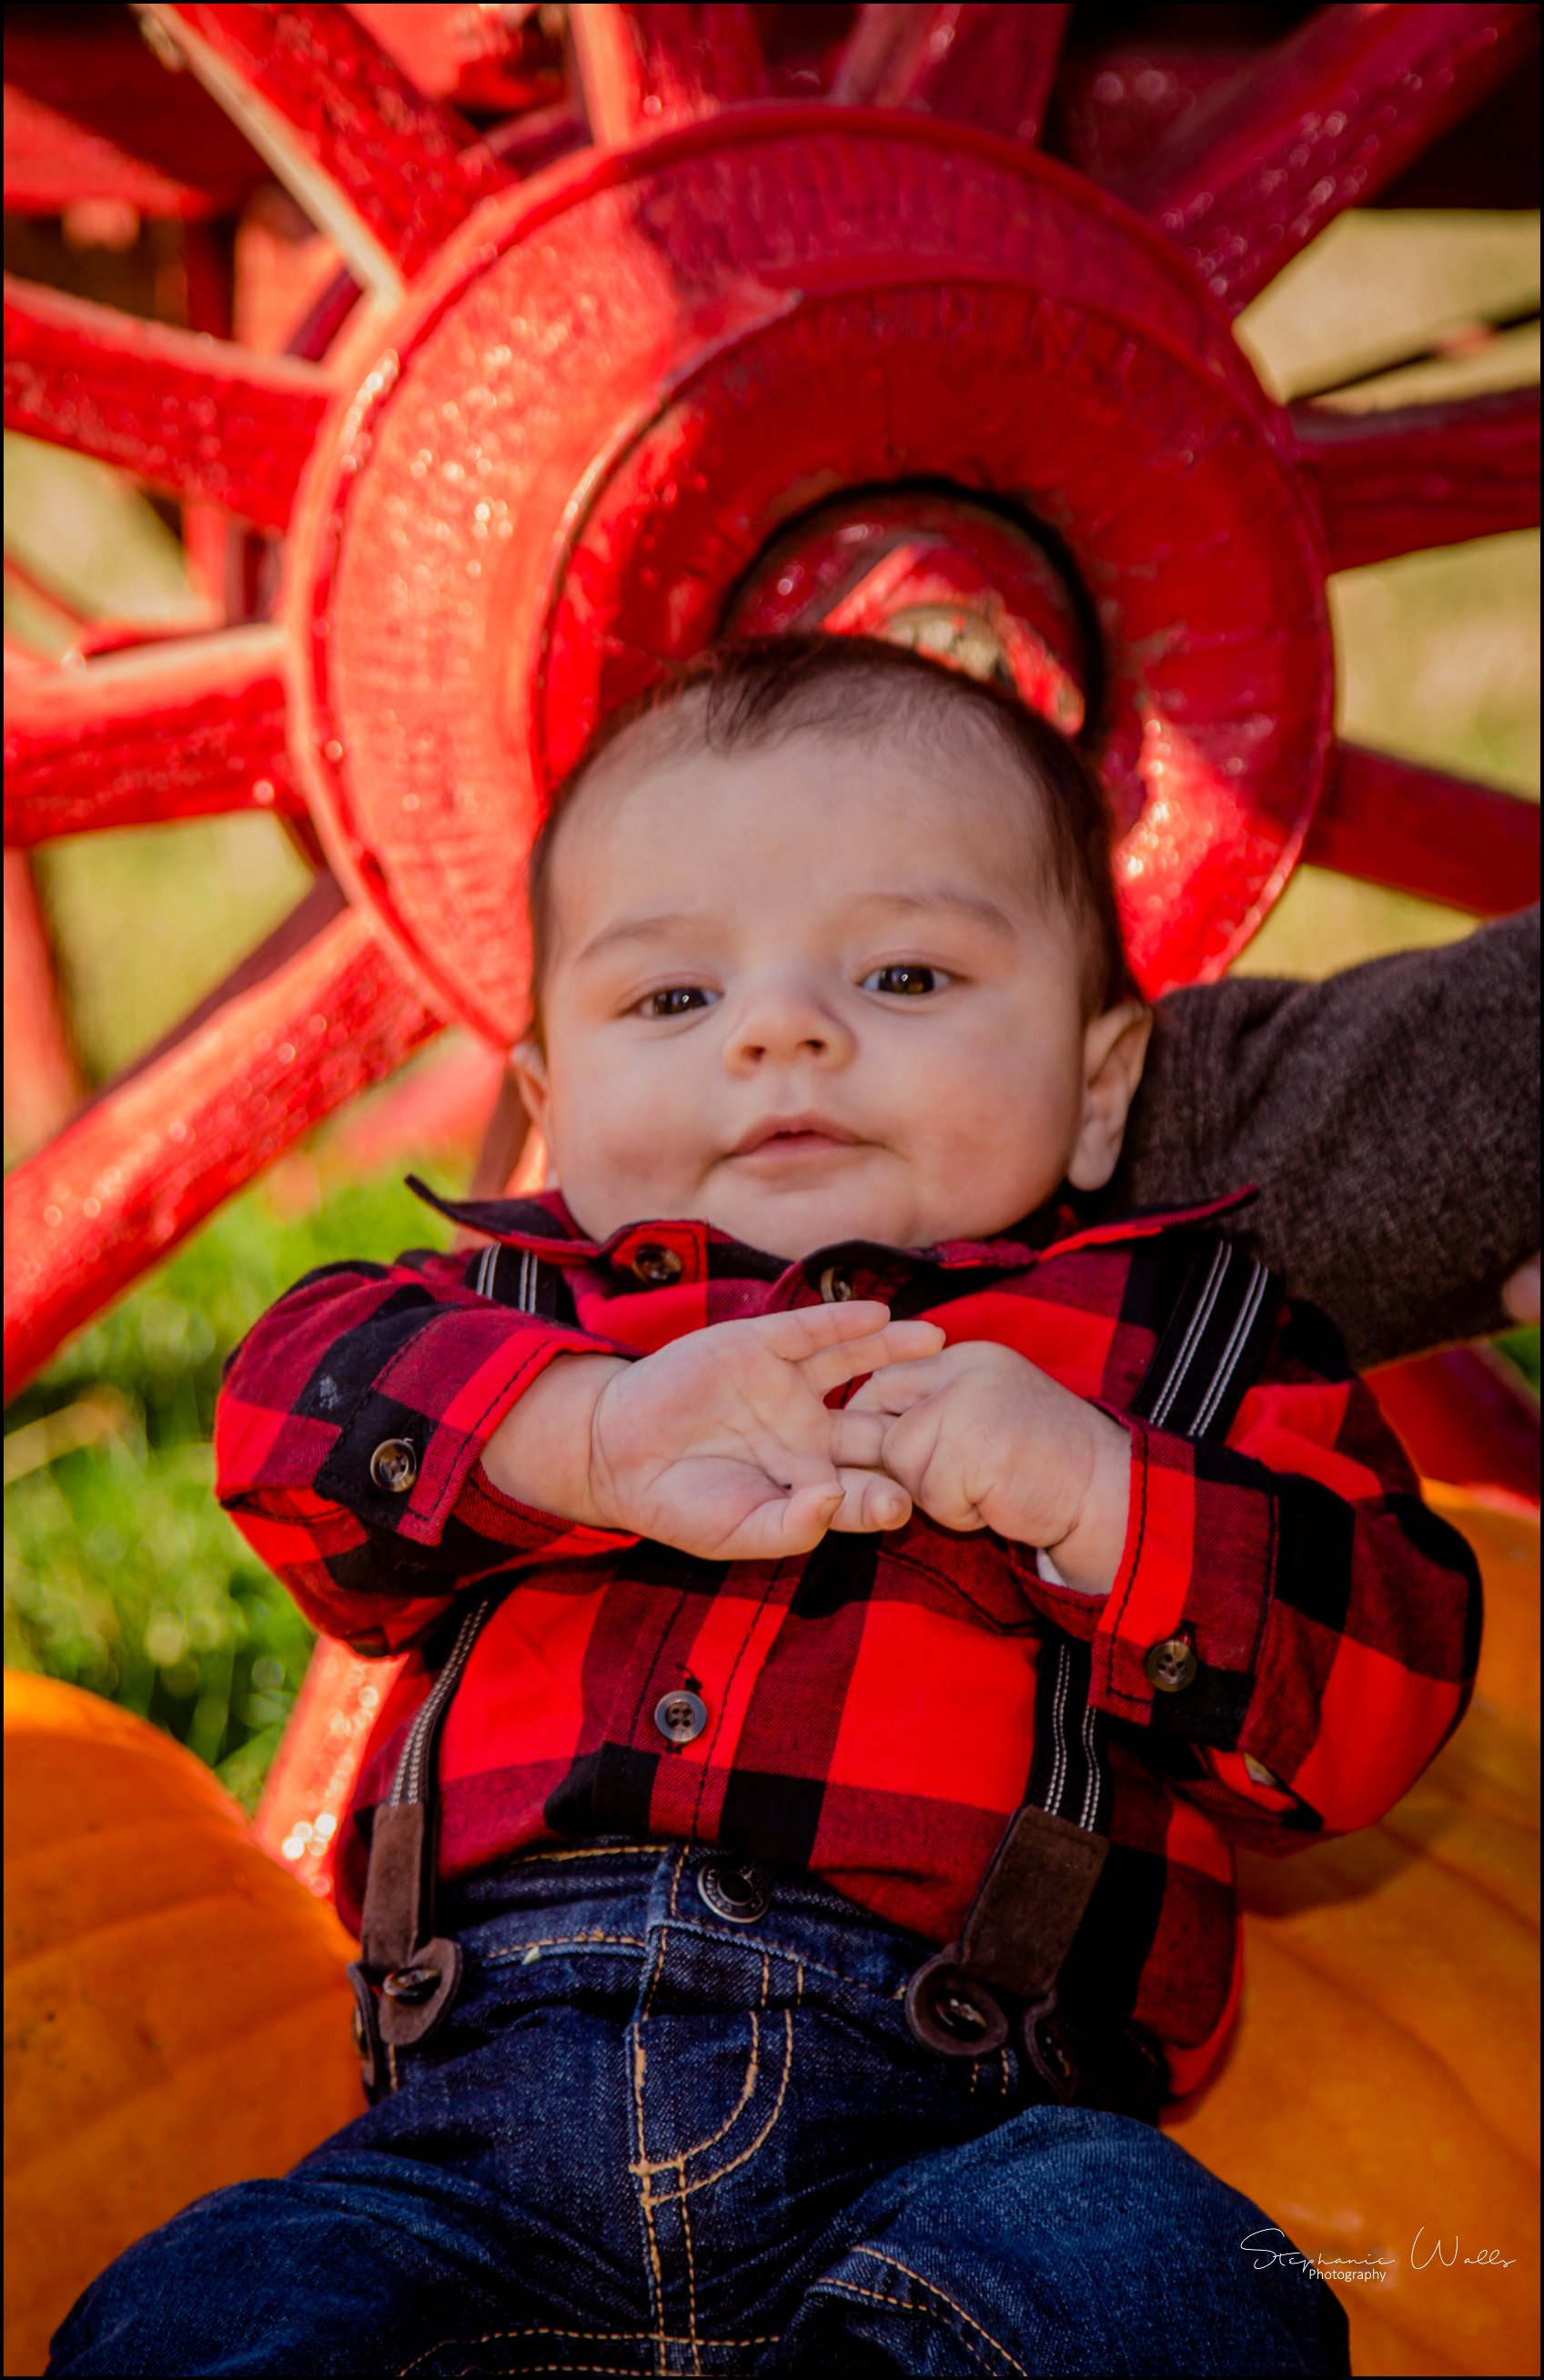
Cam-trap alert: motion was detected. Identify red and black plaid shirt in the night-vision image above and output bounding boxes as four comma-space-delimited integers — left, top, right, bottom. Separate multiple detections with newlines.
216, 1184, 1479, 2094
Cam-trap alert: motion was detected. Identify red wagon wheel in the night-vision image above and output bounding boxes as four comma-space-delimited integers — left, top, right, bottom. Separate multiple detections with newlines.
5, 2, 1539, 1405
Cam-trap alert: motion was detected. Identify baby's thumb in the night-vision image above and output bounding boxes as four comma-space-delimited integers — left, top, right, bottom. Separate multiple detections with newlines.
779, 1481, 843, 1551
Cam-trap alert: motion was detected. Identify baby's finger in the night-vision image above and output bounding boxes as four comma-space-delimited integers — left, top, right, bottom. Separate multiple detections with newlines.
845, 1353, 954, 1413
713, 1482, 842, 1562
800, 1318, 946, 1397
747, 1301, 897, 1362
828, 1468, 913, 1534
828, 1409, 890, 1471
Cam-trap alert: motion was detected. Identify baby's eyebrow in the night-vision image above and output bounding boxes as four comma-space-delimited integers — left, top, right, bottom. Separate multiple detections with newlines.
572, 909, 708, 967
852, 886, 1020, 937
571, 885, 1020, 968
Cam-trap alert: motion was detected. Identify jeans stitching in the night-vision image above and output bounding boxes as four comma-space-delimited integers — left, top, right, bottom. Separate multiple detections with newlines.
398, 2327, 780, 2374
630, 2022, 667, 2370
647, 1913, 907, 2007
680, 2182, 701, 2376
806, 2280, 1000, 2375
481, 1931, 650, 1965
845, 2251, 1030, 2377
644, 2009, 794, 2202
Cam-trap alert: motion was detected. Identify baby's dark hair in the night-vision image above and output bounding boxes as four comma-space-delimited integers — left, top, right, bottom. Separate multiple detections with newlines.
524, 634, 1138, 1042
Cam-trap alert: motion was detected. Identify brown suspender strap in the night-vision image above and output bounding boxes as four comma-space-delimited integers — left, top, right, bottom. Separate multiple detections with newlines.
347, 1242, 559, 2094
904, 1236, 1279, 2106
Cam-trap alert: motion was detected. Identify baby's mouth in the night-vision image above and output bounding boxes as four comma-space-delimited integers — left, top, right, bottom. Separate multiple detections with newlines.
729, 1115, 862, 1162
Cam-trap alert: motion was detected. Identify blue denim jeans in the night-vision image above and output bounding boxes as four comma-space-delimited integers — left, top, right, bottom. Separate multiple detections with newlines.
50, 1843, 1348, 2376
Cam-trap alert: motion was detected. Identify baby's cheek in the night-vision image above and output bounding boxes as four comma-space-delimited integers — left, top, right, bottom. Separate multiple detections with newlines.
570, 1073, 702, 1201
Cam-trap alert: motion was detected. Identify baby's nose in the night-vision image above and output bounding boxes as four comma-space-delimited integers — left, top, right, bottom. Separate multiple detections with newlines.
724, 973, 853, 1068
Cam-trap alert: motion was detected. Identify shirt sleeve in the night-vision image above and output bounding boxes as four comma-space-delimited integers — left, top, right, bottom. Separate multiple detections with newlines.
1106, 904, 1540, 1367
214, 1246, 635, 1654
1013, 1299, 1482, 1854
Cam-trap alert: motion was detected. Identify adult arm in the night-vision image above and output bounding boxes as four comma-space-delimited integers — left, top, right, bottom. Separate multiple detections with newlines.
1104, 906, 1540, 1369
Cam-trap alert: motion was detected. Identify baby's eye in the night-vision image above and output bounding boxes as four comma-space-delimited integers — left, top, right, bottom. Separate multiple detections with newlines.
862, 963, 950, 998
635, 986, 717, 1018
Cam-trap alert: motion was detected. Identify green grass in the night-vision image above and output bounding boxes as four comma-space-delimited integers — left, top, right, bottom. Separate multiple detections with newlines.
3, 1168, 455, 1811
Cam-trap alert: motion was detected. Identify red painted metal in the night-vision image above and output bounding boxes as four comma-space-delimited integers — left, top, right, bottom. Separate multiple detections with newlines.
1117, 4, 1539, 314
832, 4, 1070, 144
1371, 1347, 1540, 1514
2, 9, 269, 218
1048, 43, 1255, 190
570, 5, 770, 144
1294, 386, 1542, 573
2, 850, 85, 1160
150, 5, 512, 289
347, 3, 568, 116
1304, 742, 1540, 918
730, 493, 1089, 735
2, 909, 440, 1403
3, 278, 329, 534
2, 2, 1539, 1414
3, 629, 303, 846
289, 110, 1327, 1045
252, 1636, 408, 1889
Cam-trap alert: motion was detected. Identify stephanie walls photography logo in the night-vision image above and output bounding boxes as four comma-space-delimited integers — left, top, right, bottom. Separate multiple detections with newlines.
1240, 2226, 1519, 2284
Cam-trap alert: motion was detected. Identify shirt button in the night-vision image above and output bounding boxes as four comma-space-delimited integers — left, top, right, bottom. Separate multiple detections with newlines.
632, 1243, 683, 1285
369, 1438, 418, 1494
818, 1265, 855, 1302
1145, 1636, 1198, 1693
654, 1689, 708, 1745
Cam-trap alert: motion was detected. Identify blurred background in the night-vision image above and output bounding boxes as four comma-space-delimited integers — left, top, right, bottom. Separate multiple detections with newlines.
4, 10, 1539, 1814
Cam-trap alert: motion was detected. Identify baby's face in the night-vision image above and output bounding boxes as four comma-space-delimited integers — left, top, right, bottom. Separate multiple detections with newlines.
514, 725, 1147, 1261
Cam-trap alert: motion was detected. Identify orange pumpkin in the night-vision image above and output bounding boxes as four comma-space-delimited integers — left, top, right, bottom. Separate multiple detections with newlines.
3, 1673, 363, 2378
1163, 1489, 1540, 2377
5, 1488, 1537, 2378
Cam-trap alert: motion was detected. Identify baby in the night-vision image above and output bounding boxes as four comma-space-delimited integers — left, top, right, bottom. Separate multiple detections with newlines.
51, 637, 1479, 2378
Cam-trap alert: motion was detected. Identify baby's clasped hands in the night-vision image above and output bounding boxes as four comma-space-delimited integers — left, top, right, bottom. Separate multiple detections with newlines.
481, 1300, 944, 1561
482, 1302, 1130, 1585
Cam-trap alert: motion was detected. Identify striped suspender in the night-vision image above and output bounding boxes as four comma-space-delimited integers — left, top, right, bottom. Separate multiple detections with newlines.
347, 1246, 550, 2097
903, 1237, 1278, 2099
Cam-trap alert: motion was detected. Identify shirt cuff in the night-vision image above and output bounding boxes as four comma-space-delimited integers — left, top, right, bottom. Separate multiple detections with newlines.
314, 1308, 617, 1547
1013, 1416, 1270, 1749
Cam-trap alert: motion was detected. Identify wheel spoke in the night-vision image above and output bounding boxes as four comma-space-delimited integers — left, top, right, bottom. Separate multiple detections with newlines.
4, 625, 305, 846
3, 851, 85, 1158
2, 553, 96, 646
1117, 4, 1539, 315
1296, 386, 1540, 572
147, 5, 511, 296
3, 903, 443, 1400
832, 3, 1070, 145
4, 277, 328, 533
570, 5, 769, 146
1304, 741, 1540, 917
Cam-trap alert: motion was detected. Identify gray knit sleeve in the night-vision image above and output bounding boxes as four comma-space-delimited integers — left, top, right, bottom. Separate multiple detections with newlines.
1103, 906, 1540, 1370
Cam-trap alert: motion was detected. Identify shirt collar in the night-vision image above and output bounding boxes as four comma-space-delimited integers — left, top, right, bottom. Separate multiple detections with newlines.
406, 1174, 1259, 1281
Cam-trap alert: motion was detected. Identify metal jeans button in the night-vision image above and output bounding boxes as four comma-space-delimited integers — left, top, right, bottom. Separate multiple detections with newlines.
653, 1688, 708, 1744
697, 1861, 770, 1923
381, 1962, 441, 2004
903, 1948, 1010, 2058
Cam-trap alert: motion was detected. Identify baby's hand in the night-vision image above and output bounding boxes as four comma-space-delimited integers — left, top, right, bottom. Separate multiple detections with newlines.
484, 1303, 944, 1561
847, 1341, 1132, 1593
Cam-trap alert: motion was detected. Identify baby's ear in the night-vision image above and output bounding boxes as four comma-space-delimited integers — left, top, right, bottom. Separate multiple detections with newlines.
1066, 1001, 1153, 1192
509, 1038, 552, 1139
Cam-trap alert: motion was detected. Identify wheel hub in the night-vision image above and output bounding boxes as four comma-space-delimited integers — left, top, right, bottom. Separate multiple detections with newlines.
288, 104, 1331, 1041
